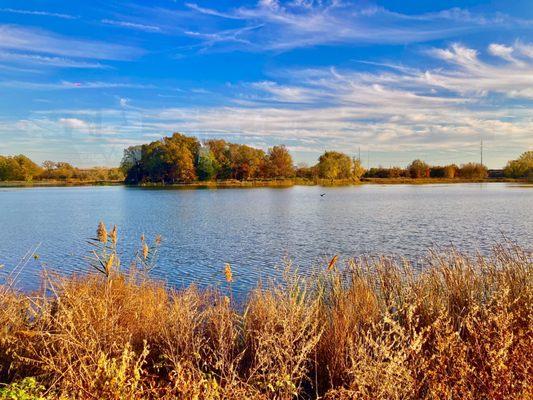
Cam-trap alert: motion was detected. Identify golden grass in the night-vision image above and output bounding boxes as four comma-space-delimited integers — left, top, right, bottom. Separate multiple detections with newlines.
0, 233, 531, 399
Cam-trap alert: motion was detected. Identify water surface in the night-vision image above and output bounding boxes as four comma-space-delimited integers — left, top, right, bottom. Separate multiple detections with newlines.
0, 183, 531, 293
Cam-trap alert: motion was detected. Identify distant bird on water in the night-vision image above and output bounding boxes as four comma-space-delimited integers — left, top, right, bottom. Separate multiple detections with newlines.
320, 193, 326, 197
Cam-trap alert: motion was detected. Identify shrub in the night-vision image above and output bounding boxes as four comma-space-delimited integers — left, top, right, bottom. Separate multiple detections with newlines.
458, 163, 488, 179
407, 159, 430, 178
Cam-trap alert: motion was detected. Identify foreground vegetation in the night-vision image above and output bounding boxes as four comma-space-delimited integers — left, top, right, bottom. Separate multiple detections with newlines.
1, 224, 531, 399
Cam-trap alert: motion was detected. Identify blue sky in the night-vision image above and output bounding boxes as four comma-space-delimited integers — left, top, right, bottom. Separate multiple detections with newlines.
0, 0, 532, 168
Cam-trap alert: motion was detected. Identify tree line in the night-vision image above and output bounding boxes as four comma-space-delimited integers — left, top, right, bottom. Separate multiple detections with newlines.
120, 133, 365, 184
0, 155, 123, 182
1, 137, 531, 184
364, 160, 488, 180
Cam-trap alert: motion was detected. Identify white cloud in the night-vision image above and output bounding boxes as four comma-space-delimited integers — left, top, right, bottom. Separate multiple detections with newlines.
183, 2, 531, 52
2, 42, 531, 168
59, 118, 89, 129
101, 19, 161, 33
0, 80, 154, 90
0, 8, 77, 20
0, 25, 143, 60
0, 51, 107, 69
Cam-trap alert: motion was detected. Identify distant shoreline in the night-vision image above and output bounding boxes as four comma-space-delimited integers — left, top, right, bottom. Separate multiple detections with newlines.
0, 177, 529, 188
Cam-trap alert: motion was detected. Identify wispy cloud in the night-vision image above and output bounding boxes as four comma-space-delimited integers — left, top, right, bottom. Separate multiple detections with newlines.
101, 19, 162, 33
0, 8, 77, 20
0, 25, 143, 60
0, 51, 107, 69
2, 41, 531, 168
182, 1, 530, 52
59, 118, 89, 129
0, 80, 155, 90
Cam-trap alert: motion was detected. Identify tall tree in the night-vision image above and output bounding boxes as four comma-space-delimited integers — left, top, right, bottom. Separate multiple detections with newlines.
317, 151, 353, 180
267, 145, 294, 178
504, 151, 533, 179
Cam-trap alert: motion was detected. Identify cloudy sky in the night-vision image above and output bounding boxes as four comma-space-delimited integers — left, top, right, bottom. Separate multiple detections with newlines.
0, 0, 532, 168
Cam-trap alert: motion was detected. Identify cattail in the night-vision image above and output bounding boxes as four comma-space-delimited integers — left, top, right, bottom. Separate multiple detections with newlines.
328, 255, 339, 271
140, 234, 145, 242
105, 253, 115, 275
155, 235, 162, 245
224, 263, 233, 283
97, 222, 108, 243
110, 225, 118, 245
142, 242, 149, 260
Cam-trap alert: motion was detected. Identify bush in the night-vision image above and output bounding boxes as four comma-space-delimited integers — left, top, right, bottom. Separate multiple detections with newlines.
407, 159, 430, 178
458, 163, 488, 179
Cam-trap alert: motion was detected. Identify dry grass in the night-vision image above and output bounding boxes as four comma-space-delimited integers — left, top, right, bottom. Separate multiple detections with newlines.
0, 226, 531, 399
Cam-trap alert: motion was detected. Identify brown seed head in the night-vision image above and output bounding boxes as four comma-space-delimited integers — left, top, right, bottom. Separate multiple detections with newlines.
328, 255, 339, 271
224, 263, 233, 283
97, 222, 108, 243
110, 225, 118, 245
142, 243, 149, 260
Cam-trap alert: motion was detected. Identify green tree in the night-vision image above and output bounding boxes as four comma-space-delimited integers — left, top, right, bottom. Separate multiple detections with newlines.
317, 151, 353, 180
0, 155, 41, 181
120, 146, 143, 183
267, 145, 294, 178
197, 147, 218, 181
205, 139, 232, 179
504, 151, 533, 179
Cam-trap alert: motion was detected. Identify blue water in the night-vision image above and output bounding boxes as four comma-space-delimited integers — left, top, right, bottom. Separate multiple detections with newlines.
0, 183, 531, 293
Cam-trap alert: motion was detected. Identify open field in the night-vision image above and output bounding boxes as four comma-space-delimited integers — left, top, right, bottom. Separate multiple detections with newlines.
1, 229, 531, 399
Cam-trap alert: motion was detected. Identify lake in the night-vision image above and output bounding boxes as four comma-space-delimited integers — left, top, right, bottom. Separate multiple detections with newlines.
0, 183, 531, 294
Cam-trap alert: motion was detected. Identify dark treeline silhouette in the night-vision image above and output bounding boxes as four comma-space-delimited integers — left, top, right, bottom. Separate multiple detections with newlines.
120, 133, 365, 184
0, 155, 123, 182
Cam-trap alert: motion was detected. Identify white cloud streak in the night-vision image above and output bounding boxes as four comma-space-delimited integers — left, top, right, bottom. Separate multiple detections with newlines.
0, 51, 107, 69
0, 25, 143, 60
182, 1, 532, 52
0, 8, 77, 20
101, 19, 162, 33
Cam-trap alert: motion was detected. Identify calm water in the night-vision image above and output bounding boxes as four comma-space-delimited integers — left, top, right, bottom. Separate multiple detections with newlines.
0, 183, 531, 293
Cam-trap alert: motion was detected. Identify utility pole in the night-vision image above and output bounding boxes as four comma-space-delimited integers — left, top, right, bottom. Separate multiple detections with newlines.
480, 139, 483, 166
358, 147, 361, 162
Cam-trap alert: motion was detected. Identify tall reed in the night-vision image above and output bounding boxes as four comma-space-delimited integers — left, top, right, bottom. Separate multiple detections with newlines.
0, 225, 531, 399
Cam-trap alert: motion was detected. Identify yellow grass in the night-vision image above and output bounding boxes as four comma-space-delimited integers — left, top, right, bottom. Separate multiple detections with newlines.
0, 235, 531, 399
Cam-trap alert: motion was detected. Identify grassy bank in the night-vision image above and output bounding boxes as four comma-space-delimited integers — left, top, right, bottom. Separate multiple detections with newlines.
2, 177, 529, 189
0, 226, 531, 399
0, 180, 124, 188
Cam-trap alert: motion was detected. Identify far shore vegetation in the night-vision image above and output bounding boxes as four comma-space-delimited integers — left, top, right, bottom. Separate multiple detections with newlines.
1, 133, 532, 187
0, 222, 531, 399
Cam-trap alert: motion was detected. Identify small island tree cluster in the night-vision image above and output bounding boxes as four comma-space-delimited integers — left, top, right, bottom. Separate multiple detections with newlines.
120, 133, 365, 184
